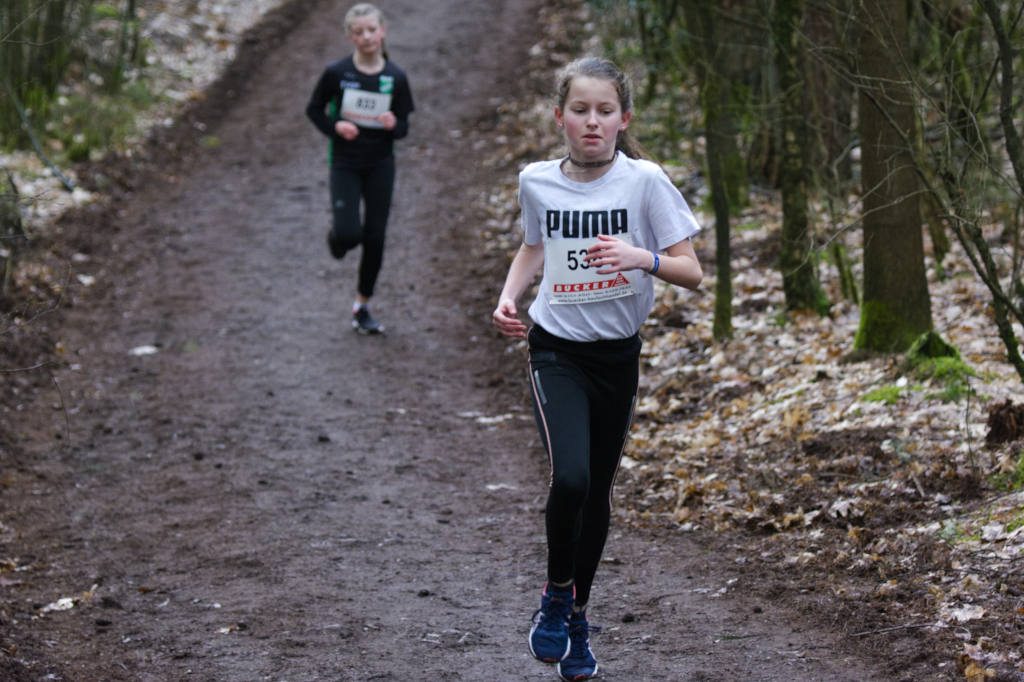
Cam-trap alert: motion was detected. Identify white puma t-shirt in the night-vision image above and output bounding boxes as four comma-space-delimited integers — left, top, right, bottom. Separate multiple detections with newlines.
520, 153, 701, 341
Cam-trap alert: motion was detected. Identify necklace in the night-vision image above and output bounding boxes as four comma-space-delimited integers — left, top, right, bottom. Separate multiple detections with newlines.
567, 155, 616, 169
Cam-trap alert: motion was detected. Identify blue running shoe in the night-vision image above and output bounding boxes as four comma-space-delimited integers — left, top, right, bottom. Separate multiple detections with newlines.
528, 583, 574, 662
557, 611, 600, 681
352, 307, 384, 335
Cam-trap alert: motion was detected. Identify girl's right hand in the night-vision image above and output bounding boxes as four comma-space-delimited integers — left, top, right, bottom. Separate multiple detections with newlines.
492, 299, 527, 339
335, 120, 359, 140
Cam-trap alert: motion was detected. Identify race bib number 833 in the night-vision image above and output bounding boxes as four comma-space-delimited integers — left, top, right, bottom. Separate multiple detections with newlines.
340, 88, 392, 128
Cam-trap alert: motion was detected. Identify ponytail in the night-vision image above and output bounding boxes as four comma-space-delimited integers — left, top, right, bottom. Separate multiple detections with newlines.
615, 129, 645, 160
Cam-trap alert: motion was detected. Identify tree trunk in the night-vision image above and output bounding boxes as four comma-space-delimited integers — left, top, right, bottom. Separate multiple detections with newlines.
775, 0, 829, 314
682, 0, 736, 341
805, 0, 856, 188
854, 0, 932, 352
962, 0, 1024, 381
2, 171, 26, 298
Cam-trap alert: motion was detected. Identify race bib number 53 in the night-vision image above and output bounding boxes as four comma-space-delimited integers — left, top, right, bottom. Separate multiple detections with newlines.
340, 88, 392, 128
545, 236, 640, 305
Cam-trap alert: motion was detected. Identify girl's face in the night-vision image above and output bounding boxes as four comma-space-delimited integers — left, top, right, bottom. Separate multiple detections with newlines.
555, 76, 631, 161
347, 15, 386, 58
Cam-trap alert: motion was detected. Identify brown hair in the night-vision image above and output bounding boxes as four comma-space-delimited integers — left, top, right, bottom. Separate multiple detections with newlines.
556, 57, 645, 159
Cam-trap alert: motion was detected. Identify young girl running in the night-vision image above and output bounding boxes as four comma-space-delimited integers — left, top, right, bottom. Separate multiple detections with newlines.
306, 3, 414, 334
492, 57, 703, 681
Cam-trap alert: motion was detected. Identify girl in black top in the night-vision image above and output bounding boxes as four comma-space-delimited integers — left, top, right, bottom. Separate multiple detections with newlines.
306, 3, 414, 334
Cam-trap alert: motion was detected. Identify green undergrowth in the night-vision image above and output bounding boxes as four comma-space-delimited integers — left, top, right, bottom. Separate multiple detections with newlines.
860, 331, 979, 405
48, 81, 156, 162
991, 451, 1024, 492
862, 385, 907, 405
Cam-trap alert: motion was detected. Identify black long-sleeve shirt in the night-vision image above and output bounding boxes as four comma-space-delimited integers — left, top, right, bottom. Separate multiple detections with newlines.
306, 56, 414, 168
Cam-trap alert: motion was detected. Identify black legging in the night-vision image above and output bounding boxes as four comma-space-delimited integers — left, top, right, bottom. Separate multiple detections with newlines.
329, 157, 395, 299
527, 324, 640, 609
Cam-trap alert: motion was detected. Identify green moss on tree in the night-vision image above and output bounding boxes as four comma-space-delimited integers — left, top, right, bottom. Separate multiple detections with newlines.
854, 300, 922, 352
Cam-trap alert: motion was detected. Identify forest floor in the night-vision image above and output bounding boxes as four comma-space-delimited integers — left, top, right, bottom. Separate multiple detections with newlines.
2, 0, 1023, 680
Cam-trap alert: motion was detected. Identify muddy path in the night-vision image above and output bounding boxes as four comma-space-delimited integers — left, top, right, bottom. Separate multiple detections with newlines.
3, 0, 898, 679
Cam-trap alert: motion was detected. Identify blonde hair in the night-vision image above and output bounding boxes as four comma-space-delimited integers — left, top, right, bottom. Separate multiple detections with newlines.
344, 3, 388, 59
556, 57, 645, 159
344, 3, 384, 30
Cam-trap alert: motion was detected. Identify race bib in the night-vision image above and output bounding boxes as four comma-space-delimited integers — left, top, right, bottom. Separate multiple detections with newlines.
340, 88, 392, 128
545, 236, 640, 305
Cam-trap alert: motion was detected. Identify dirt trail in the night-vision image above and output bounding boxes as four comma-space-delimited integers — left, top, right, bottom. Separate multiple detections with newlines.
4, 0, 897, 679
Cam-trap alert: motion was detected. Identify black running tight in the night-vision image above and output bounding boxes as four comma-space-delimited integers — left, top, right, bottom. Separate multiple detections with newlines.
527, 324, 640, 608
329, 157, 395, 298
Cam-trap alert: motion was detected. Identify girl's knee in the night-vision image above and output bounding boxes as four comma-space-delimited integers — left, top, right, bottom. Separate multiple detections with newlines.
330, 228, 362, 250
550, 470, 589, 504
331, 212, 364, 248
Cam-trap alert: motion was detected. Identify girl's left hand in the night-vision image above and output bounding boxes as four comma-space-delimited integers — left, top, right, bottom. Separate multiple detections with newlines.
377, 111, 397, 130
584, 234, 654, 274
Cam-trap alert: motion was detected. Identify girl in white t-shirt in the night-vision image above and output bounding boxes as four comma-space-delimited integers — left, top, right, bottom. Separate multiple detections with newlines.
492, 57, 703, 681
